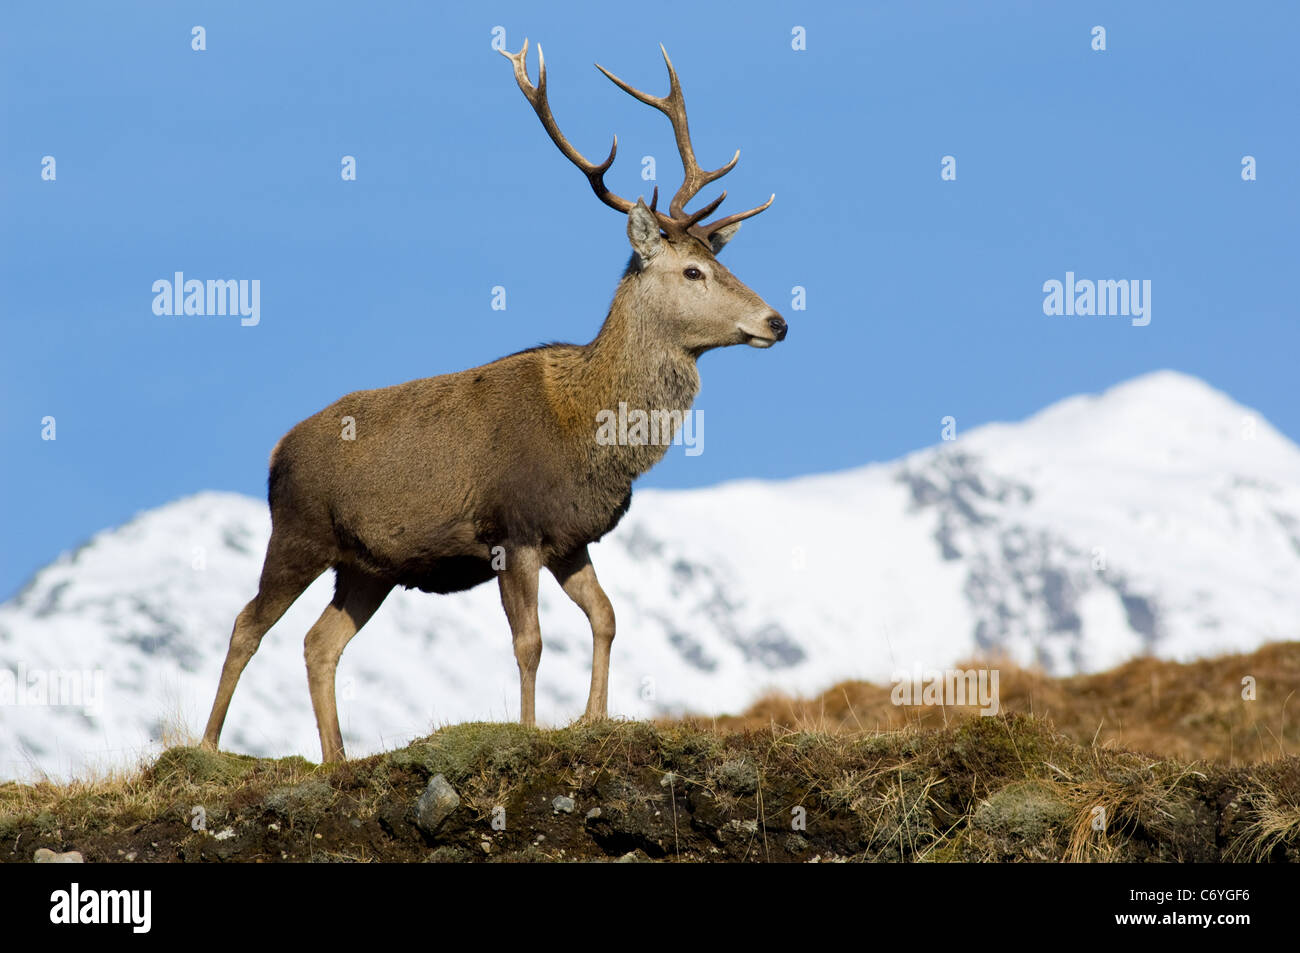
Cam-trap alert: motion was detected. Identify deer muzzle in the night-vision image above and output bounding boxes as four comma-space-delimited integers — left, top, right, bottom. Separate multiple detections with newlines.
743, 312, 788, 348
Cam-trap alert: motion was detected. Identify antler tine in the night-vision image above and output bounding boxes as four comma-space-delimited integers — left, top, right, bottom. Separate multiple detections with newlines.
596, 46, 740, 222
502, 40, 634, 215
681, 191, 727, 229
695, 193, 776, 239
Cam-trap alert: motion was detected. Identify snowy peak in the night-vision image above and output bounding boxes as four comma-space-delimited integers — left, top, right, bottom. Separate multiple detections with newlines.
968, 370, 1298, 476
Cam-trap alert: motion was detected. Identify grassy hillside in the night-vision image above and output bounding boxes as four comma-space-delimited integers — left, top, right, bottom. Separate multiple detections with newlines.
2, 644, 1299, 863
1, 715, 1297, 863
722, 642, 1300, 763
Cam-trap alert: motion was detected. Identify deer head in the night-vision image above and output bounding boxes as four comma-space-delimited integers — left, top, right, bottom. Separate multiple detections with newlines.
502, 41, 787, 354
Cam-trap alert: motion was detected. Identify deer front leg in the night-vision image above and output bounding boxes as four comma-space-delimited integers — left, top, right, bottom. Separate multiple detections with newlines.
550, 546, 615, 721
498, 545, 543, 727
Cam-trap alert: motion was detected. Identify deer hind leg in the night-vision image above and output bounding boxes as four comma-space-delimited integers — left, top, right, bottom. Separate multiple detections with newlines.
498, 545, 542, 727
550, 546, 615, 722
202, 532, 328, 752
304, 566, 392, 763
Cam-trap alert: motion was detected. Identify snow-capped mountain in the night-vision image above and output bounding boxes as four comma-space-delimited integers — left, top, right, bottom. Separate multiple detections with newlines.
3, 370, 1298, 780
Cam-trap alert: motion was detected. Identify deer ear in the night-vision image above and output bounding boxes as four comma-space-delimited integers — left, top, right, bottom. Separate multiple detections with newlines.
708, 222, 742, 254
627, 199, 663, 260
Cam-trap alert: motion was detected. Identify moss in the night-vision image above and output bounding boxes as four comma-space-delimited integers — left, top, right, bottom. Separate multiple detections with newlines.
947, 714, 1053, 786
148, 746, 260, 786
974, 781, 1071, 841
656, 723, 725, 766
265, 755, 318, 774
384, 744, 441, 778
713, 758, 759, 796
388, 722, 541, 784
849, 731, 918, 762
553, 719, 660, 756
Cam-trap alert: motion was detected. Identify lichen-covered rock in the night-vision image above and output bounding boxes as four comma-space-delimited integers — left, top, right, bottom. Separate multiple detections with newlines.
415, 774, 460, 835
552, 795, 576, 814
34, 848, 84, 863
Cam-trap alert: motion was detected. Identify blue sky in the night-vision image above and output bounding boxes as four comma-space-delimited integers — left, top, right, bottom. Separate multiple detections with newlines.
2, 1, 1296, 598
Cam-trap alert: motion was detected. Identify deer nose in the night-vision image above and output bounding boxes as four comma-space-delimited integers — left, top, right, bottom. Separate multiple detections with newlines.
767, 314, 788, 341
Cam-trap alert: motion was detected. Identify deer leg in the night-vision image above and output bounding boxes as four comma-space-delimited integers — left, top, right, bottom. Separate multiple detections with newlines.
550, 546, 615, 721
304, 568, 392, 763
202, 533, 327, 752
498, 546, 542, 727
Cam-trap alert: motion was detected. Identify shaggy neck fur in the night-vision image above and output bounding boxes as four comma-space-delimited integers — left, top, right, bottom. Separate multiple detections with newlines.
550, 270, 701, 481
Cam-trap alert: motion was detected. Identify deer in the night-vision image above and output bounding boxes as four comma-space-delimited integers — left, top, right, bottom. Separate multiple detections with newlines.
199, 40, 786, 763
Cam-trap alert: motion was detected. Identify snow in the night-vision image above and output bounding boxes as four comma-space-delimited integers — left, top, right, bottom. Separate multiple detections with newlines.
3, 370, 1298, 780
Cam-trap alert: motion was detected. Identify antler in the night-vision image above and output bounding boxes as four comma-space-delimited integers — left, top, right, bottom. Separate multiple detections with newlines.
502, 40, 773, 245
501, 39, 635, 217
595, 44, 774, 239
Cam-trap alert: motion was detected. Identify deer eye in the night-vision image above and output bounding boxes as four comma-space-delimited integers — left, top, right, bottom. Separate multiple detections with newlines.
683, 267, 703, 281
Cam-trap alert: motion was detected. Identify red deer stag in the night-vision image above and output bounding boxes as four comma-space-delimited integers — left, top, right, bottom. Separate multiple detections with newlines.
200, 40, 785, 762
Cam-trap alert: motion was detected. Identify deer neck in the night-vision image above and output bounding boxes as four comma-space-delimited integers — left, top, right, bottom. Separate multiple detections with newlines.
552, 279, 701, 480
589, 300, 700, 410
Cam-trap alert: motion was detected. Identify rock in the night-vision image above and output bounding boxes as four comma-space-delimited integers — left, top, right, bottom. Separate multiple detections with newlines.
552, 795, 576, 814
585, 807, 602, 820
415, 774, 460, 835
34, 848, 84, 863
